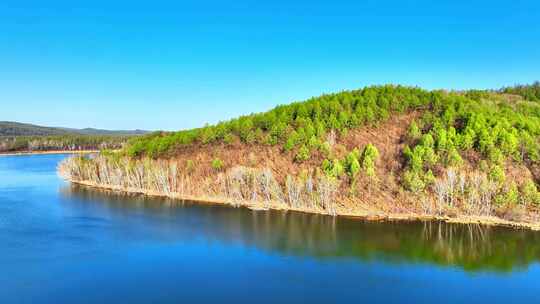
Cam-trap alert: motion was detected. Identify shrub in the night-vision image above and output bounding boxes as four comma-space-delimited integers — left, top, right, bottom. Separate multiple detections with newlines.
498, 182, 519, 206
404, 145, 424, 172
211, 158, 224, 171
308, 136, 320, 149
521, 180, 540, 205
283, 131, 298, 152
446, 147, 463, 167
223, 133, 235, 145
265, 134, 279, 146
522, 134, 540, 162
319, 142, 332, 158
331, 159, 345, 178
423, 146, 438, 166
434, 127, 448, 152
407, 121, 422, 141
403, 170, 426, 192
361, 144, 379, 178
488, 165, 505, 185
498, 130, 519, 157
322, 159, 333, 176
488, 148, 505, 165
424, 169, 436, 186
458, 129, 475, 150
420, 133, 435, 148
349, 158, 361, 178
345, 151, 361, 178
295, 145, 311, 163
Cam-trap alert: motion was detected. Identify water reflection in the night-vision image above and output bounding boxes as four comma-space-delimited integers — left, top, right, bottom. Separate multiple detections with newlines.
62, 184, 540, 273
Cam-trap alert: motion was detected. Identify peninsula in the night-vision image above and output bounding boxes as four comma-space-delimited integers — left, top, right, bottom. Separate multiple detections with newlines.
59, 83, 540, 229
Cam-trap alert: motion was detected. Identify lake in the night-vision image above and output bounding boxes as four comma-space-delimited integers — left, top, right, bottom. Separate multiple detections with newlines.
1, 154, 539, 303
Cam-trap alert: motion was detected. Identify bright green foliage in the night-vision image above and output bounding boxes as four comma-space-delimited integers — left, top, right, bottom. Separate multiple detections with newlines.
211, 158, 224, 171
488, 165, 506, 185
458, 128, 475, 150
404, 145, 426, 172
520, 132, 540, 162
498, 182, 519, 206
223, 133, 235, 145
424, 169, 436, 186
124, 85, 433, 158
319, 142, 332, 158
324, 144, 379, 181
399, 84, 540, 194
423, 146, 438, 166
521, 180, 540, 205
361, 144, 379, 178
344, 150, 361, 178
446, 147, 463, 167
322, 158, 345, 178
308, 135, 319, 148
402, 170, 426, 192
321, 159, 333, 176
407, 121, 422, 141
507, 182, 520, 205
498, 130, 519, 158
420, 133, 435, 148
402, 142, 439, 191
488, 148, 505, 165
283, 131, 298, 152
332, 159, 345, 178
295, 145, 311, 163
434, 127, 448, 152
349, 157, 361, 178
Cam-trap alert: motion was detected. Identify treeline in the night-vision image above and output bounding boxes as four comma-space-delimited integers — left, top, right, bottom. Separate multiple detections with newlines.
502, 81, 540, 102
126, 83, 540, 161
127, 85, 432, 157
0, 135, 129, 153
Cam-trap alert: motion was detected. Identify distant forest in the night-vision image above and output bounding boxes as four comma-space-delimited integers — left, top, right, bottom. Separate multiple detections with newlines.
501, 81, 540, 102
0, 121, 147, 137
0, 121, 147, 153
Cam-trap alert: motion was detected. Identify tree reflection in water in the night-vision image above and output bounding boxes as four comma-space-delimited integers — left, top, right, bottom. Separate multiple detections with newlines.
62, 185, 540, 273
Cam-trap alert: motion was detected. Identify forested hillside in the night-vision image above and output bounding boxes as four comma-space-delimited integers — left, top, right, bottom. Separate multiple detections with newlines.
0, 121, 147, 136
60, 83, 540, 228
0, 135, 132, 153
0, 121, 148, 153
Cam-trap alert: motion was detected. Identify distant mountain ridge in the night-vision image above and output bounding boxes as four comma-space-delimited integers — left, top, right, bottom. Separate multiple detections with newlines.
0, 121, 149, 137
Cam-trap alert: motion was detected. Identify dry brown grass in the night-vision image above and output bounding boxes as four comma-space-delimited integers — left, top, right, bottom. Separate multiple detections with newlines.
153, 111, 418, 207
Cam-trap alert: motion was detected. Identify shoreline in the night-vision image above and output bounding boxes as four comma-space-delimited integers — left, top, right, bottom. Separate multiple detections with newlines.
0, 150, 99, 156
69, 179, 540, 231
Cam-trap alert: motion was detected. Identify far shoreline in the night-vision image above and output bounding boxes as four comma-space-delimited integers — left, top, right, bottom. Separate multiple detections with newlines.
0, 150, 99, 157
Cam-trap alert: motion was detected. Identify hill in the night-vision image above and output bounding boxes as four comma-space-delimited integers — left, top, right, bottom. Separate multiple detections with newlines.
0, 122, 148, 153
60, 83, 540, 229
0, 121, 148, 137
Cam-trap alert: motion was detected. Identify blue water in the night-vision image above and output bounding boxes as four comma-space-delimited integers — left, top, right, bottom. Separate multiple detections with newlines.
1, 154, 539, 303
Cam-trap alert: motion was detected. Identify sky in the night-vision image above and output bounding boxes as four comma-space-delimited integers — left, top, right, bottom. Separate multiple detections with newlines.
1, 0, 539, 131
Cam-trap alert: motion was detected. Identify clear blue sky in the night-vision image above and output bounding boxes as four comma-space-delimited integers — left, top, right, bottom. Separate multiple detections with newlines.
1, 0, 539, 130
